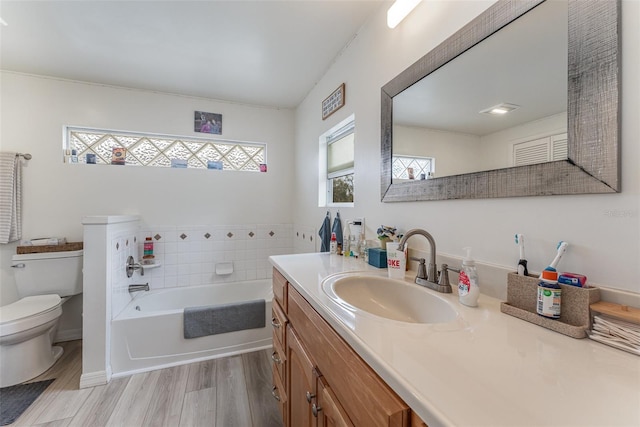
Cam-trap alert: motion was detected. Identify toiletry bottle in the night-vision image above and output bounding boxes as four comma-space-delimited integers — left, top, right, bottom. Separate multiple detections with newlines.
361, 239, 369, 263
143, 237, 154, 263
343, 233, 350, 257
458, 247, 480, 307
70, 149, 78, 163
537, 270, 561, 319
330, 232, 337, 254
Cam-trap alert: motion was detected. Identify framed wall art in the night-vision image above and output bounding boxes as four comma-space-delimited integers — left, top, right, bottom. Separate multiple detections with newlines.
195, 111, 222, 135
322, 83, 345, 120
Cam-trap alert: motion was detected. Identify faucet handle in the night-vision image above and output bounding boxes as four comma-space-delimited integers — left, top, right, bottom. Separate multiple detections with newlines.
438, 264, 450, 287
410, 257, 428, 280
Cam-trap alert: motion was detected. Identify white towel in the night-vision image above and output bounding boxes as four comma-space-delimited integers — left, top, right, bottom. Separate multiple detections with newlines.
0, 152, 23, 244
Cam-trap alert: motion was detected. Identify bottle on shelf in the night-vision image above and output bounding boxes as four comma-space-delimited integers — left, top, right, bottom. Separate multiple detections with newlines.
142, 237, 155, 264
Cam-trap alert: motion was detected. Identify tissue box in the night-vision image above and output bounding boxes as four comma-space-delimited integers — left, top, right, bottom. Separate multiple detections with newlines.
367, 248, 387, 268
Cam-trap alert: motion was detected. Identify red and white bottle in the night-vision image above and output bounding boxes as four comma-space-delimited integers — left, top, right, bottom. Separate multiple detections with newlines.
458, 247, 480, 307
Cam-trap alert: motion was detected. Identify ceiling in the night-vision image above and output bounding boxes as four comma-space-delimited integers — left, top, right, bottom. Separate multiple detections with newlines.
0, 0, 384, 109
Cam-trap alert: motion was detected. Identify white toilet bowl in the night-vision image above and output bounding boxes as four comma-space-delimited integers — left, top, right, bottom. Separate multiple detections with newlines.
1, 249, 83, 387
0, 294, 63, 387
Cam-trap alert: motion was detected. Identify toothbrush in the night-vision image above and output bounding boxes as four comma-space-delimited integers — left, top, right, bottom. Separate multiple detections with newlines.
540, 241, 568, 278
515, 234, 528, 276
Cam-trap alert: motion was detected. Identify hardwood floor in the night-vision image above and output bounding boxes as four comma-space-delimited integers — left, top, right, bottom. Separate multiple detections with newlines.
13, 340, 283, 427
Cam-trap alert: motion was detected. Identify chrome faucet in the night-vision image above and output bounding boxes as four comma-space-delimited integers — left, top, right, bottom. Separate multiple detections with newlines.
128, 283, 149, 293
397, 229, 452, 293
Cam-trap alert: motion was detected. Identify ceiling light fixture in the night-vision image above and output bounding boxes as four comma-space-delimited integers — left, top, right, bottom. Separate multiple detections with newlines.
387, 0, 422, 29
480, 103, 520, 115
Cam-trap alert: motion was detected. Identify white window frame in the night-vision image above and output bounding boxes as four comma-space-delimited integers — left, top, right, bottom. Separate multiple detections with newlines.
319, 115, 355, 207
64, 126, 267, 171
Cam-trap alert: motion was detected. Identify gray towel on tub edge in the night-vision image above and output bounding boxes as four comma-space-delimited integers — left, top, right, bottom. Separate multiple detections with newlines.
183, 299, 266, 339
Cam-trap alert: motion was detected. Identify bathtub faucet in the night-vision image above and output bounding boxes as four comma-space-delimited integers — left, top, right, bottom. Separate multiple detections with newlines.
129, 283, 149, 293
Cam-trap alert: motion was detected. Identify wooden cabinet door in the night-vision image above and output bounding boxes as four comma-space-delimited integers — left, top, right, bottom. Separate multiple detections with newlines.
287, 325, 315, 427
316, 375, 354, 427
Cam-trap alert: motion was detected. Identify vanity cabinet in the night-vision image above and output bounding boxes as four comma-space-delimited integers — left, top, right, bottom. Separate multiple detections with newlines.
271, 267, 429, 427
271, 269, 289, 425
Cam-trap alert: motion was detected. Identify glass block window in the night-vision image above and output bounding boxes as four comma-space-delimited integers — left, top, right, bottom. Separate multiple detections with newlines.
392, 156, 435, 180
65, 127, 266, 171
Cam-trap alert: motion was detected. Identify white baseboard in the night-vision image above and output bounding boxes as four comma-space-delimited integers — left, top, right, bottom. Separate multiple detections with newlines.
55, 328, 82, 343
79, 369, 110, 389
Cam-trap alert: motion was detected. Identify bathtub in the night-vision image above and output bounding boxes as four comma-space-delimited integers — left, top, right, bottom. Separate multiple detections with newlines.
110, 280, 273, 377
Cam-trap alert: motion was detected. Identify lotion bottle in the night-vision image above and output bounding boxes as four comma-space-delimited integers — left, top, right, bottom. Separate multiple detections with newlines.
458, 247, 480, 307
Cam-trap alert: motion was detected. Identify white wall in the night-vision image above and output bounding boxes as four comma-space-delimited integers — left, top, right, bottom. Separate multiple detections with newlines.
394, 125, 481, 177
293, 0, 640, 295
0, 72, 296, 306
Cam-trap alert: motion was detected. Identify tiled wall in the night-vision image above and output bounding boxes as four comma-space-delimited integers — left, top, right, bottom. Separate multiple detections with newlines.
134, 224, 294, 291
293, 225, 318, 253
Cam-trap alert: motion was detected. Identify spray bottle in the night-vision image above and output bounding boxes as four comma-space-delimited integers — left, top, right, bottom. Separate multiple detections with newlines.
458, 247, 480, 307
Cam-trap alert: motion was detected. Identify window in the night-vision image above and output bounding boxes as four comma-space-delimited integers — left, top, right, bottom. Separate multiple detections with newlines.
65, 127, 266, 171
320, 117, 355, 206
392, 156, 435, 180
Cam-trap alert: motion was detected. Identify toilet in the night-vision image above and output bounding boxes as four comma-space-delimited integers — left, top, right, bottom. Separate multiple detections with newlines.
0, 250, 83, 387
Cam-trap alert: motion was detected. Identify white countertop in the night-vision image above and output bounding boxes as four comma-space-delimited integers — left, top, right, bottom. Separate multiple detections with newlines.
270, 253, 640, 427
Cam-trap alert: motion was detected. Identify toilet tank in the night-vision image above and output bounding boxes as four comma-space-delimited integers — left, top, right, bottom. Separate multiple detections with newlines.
11, 250, 83, 298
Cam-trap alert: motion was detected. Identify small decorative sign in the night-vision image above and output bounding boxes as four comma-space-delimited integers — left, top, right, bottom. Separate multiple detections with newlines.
322, 83, 345, 120
195, 111, 222, 134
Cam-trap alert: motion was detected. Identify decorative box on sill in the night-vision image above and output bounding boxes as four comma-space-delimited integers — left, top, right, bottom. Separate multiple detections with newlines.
500, 272, 600, 339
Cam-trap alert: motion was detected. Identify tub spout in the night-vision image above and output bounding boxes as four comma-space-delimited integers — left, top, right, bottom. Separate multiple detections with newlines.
129, 283, 149, 293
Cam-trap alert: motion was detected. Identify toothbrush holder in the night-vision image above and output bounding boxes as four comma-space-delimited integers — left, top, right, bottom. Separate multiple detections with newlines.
500, 272, 600, 338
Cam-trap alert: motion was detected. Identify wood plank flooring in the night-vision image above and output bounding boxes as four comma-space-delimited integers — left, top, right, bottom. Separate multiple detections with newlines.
12, 340, 283, 427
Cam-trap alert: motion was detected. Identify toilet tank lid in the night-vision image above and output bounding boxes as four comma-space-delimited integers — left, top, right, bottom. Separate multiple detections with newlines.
12, 249, 83, 262
0, 295, 62, 324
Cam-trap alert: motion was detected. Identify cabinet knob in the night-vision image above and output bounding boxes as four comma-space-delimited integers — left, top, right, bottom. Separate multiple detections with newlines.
312, 403, 322, 417
271, 351, 282, 364
271, 317, 280, 328
305, 391, 315, 403
271, 386, 281, 402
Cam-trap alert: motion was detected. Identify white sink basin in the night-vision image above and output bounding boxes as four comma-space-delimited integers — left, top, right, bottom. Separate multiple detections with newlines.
322, 273, 458, 324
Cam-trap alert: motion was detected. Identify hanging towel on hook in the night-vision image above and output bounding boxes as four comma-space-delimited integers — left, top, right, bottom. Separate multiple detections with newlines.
332, 211, 343, 246
0, 153, 22, 244
318, 211, 331, 252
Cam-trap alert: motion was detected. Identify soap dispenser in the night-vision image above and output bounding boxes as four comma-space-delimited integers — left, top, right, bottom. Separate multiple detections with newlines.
458, 247, 480, 307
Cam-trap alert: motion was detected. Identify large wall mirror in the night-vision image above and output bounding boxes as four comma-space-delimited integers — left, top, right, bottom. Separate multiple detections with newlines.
381, 0, 620, 202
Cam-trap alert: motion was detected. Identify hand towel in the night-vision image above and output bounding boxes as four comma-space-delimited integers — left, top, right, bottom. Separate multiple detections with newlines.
0, 153, 22, 244
331, 211, 343, 246
318, 211, 331, 252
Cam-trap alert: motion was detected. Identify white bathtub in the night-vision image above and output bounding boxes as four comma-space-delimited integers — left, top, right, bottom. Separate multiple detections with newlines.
110, 280, 273, 377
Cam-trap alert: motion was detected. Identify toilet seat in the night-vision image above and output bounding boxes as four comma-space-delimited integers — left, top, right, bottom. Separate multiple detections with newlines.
0, 295, 62, 337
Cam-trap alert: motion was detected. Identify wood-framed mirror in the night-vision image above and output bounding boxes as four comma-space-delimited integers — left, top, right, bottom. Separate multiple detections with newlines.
381, 0, 620, 202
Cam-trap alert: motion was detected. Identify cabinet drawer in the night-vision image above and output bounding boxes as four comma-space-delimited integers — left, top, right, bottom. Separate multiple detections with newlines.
273, 267, 288, 312
272, 364, 288, 426
287, 284, 409, 427
271, 301, 288, 349
272, 330, 286, 384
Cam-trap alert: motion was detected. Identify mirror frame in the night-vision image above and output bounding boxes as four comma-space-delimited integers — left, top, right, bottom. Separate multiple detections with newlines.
381, 0, 620, 202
